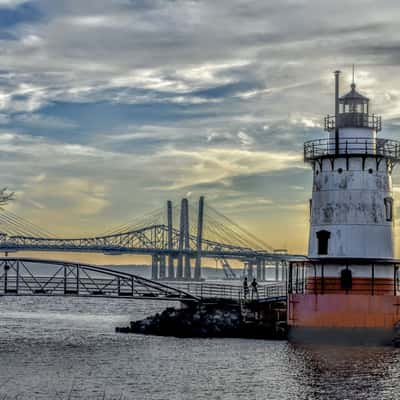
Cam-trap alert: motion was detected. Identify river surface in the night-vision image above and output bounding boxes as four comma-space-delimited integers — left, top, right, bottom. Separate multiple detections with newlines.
0, 296, 399, 400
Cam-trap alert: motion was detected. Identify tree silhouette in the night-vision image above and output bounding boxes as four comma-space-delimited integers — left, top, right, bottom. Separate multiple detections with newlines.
0, 188, 14, 206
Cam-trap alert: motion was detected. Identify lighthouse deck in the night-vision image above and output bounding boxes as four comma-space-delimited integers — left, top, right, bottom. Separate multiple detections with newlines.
304, 137, 400, 162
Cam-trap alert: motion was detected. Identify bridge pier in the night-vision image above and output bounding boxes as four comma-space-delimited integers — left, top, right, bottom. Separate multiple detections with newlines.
275, 260, 279, 281
159, 255, 166, 279
194, 256, 201, 281
168, 255, 175, 279
273, 260, 287, 282
184, 256, 191, 280
151, 254, 159, 280
262, 259, 266, 281
176, 254, 183, 279
256, 259, 262, 281
247, 261, 254, 280
282, 261, 287, 281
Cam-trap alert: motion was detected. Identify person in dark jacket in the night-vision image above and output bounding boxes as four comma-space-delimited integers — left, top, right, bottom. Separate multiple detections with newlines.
251, 278, 258, 300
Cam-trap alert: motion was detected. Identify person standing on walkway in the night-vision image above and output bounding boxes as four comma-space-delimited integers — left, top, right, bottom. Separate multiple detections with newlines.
251, 278, 258, 300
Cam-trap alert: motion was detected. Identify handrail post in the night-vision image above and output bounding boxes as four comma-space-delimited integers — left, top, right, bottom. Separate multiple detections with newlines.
76, 264, 79, 295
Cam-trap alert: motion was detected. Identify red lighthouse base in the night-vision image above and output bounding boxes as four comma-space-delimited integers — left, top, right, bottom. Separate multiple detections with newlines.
287, 260, 400, 345
288, 293, 400, 345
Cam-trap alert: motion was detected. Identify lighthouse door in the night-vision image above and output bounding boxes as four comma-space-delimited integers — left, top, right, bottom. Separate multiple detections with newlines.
316, 230, 331, 255
340, 268, 353, 291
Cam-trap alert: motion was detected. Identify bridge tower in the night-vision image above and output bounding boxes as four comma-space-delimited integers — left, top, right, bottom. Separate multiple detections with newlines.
288, 69, 400, 344
194, 196, 204, 281
167, 200, 174, 279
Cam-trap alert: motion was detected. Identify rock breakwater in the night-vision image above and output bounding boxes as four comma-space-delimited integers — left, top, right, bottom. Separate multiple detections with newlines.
116, 302, 287, 339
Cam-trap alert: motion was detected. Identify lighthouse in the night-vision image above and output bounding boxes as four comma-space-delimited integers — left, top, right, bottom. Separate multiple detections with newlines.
288, 69, 400, 344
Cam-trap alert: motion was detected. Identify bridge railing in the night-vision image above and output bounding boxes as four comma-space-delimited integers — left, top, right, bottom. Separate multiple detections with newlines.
166, 281, 287, 301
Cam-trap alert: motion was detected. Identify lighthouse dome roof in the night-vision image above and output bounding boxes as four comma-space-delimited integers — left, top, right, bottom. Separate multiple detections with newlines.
339, 83, 369, 103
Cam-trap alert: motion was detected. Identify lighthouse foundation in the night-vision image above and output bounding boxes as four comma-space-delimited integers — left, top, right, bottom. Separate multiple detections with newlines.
288, 294, 400, 345
287, 260, 400, 345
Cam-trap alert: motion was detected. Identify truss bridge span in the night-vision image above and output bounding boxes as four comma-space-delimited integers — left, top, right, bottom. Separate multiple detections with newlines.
0, 257, 200, 302
0, 224, 278, 259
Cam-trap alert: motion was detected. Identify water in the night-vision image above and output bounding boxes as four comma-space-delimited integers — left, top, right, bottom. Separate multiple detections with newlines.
0, 296, 399, 400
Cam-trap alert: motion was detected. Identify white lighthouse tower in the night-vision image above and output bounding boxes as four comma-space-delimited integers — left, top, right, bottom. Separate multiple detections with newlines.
288, 69, 400, 344
308, 70, 393, 260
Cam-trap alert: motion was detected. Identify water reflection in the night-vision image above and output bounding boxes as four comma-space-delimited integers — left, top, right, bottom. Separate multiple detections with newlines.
0, 296, 399, 399
288, 344, 400, 399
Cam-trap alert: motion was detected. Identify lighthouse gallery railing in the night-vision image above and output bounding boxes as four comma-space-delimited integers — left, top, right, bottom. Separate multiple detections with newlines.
304, 138, 400, 162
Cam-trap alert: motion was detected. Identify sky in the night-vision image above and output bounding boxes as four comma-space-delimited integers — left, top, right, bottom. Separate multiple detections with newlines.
1, 0, 400, 263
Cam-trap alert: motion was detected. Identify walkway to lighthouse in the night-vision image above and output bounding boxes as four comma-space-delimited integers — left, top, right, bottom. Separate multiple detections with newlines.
0, 257, 287, 303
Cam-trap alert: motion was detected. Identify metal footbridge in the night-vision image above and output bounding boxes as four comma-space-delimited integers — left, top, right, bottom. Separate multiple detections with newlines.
0, 257, 287, 303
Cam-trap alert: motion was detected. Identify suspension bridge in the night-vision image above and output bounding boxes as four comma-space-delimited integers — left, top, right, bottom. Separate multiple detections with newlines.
0, 196, 298, 283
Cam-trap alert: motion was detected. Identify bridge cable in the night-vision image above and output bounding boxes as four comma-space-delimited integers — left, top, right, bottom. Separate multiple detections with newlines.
205, 205, 273, 251
0, 211, 51, 238
0, 214, 35, 237
1, 209, 55, 238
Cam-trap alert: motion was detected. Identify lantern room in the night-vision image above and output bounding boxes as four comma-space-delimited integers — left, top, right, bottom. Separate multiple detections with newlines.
339, 82, 369, 115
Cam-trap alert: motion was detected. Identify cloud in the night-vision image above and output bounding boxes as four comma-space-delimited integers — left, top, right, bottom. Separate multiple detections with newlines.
153, 147, 303, 189
0, 0, 29, 9
1, 0, 400, 253
237, 131, 254, 146
14, 113, 77, 129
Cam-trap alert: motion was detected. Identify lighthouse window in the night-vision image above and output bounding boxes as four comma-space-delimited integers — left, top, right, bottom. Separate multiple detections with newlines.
384, 197, 393, 222
337, 168, 343, 174
368, 168, 373, 174
316, 230, 330, 255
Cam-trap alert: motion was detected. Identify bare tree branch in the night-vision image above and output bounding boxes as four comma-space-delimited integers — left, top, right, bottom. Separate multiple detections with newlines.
0, 188, 14, 206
